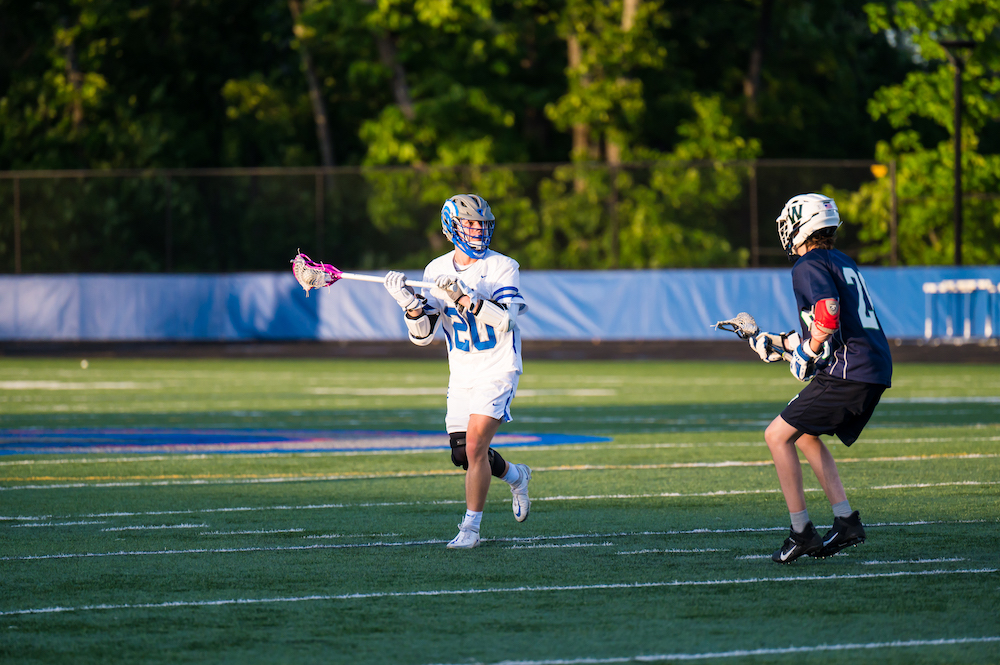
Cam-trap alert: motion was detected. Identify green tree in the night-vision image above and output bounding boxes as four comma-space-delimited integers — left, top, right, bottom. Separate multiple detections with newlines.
832, 0, 1000, 265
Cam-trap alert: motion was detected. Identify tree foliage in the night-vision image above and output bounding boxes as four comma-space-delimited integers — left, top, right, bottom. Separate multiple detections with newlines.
831, 0, 1000, 265
0, 0, 996, 270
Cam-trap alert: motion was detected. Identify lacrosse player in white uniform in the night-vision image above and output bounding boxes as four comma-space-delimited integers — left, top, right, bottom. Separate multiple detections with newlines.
382, 194, 531, 549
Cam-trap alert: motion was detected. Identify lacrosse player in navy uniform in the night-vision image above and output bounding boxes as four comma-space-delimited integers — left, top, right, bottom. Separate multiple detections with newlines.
382, 194, 531, 549
748, 193, 892, 563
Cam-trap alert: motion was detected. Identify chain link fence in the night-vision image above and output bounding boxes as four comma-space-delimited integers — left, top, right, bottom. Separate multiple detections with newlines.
0, 160, 893, 273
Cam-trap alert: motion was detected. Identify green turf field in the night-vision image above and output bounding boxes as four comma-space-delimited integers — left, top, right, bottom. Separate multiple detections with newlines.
1, 358, 998, 664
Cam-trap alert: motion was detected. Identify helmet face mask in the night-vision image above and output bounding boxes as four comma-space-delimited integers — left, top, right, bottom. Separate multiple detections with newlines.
441, 194, 495, 259
776, 193, 841, 258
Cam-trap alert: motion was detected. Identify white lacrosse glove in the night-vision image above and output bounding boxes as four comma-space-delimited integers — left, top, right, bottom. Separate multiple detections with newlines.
789, 338, 831, 382
789, 344, 816, 382
384, 271, 421, 311
434, 275, 479, 313
749, 331, 800, 363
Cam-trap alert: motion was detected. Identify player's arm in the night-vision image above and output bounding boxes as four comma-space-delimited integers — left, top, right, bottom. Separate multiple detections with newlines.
404, 306, 441, 346
469, 298, 517, 332
385, 271, 440, 346
788, 299, 838, 381
434, 275, 519, 332
475, 261, 526, 332
807, 298, 839, 352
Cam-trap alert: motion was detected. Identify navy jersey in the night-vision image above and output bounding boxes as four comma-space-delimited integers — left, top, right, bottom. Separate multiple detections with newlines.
792, 249, 893, 386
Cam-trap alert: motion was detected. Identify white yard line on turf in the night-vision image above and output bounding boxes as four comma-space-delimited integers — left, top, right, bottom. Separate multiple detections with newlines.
735, 554, 973, 563
101, 523, 208, 532
0, 501, 465, 523
1, 452, 995, 492
304, 533, 402, 539
860, 557, 966, 565
202, 528, 305, 535
0, 381, 157, 390
0, 569, 995, 617
12, 520, 107, 528
424, 636, 1000, 665
1, 521, 992, 562
506, 542, 615, 550
2, 494, 998, 526
618, 548, 730, 555
0, 539, 448, 561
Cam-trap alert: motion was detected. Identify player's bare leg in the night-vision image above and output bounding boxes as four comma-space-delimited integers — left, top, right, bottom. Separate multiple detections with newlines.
464, 413, 503, 512
765, 415, 823, 562
764, 415, 808, 513
793, 434, 847, 505
447, 414, 502, 549
795, 433, 864, 557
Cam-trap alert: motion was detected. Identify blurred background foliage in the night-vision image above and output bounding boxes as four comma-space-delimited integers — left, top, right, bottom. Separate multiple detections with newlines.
0, 0, 997, 271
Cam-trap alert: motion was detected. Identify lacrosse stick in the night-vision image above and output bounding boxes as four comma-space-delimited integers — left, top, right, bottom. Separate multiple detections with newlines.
712, 312, 760, 339
714, 312, 795, 362
291, 251, 436, 296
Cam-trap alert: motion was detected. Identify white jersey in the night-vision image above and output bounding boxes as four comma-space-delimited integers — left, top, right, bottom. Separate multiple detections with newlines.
420, 249, 528, 388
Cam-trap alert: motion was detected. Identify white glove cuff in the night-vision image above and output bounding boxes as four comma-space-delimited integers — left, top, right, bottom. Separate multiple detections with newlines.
403, 293, 427, 312
801, 339, 820, 359
399, 293, 420, 311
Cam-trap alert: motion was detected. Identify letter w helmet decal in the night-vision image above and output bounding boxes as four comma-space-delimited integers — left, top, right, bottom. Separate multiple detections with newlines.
776, 193, 841, 258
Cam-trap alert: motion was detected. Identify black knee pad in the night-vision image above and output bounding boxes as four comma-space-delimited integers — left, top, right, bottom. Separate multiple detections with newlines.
449, 432, 506, 478
449, 432, 468, 470
488, 448, 507, 478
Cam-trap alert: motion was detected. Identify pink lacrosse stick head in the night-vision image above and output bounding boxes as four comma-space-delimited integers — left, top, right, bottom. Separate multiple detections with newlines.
291, 251, 343, 295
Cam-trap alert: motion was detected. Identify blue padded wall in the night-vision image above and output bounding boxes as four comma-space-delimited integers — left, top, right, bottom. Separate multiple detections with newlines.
2, 267, 999, 341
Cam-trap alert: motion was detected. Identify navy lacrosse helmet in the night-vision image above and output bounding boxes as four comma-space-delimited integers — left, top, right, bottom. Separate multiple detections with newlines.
441, 194, 495, 260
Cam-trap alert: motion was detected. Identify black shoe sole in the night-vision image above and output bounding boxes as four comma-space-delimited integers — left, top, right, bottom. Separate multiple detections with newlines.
811, 536, 865, 558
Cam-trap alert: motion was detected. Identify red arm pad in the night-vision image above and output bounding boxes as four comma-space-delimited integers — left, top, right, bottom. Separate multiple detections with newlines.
813, 298, 840, 334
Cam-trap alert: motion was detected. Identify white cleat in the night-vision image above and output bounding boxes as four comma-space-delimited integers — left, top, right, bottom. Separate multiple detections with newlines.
510, 463, 532, 523
446, 524, 480, 549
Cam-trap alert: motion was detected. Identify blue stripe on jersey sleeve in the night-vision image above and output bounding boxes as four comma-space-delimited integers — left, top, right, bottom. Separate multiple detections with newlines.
493, 286, 519, 299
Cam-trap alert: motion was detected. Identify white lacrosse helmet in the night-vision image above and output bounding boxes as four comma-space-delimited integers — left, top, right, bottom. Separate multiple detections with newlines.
441, 194, 495, 260
776, 193, 841, 257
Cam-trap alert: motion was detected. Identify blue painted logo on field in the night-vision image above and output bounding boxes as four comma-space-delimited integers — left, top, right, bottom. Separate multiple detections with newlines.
0, 429, 610, 455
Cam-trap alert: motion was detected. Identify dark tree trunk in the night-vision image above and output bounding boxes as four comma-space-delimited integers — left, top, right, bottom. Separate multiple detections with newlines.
288, 0, 335, 167
743, 0, 774, 120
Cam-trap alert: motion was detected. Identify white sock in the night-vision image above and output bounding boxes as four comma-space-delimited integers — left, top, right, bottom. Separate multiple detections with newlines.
832, 500, 853, 519
463, 510, 483, 531
790, 509, 811, 533
502, 463, 520, 485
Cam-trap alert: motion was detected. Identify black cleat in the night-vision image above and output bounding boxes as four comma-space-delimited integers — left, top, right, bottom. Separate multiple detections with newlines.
772, 522, 823, 564
812, 511, 866, 558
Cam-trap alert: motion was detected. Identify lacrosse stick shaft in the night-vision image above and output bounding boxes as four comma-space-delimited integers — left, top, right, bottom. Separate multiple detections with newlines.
337, 272, 436, 290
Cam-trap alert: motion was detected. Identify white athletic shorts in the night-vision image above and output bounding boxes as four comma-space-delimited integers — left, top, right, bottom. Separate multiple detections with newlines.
445, 372, 519, 434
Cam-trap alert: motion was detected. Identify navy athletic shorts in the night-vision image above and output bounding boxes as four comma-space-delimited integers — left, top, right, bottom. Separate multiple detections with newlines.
780, 372, 888, 447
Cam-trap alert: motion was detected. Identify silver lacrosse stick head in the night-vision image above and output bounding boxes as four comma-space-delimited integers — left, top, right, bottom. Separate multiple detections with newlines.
291, 251, 341, 296
712, 312, 760, 339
